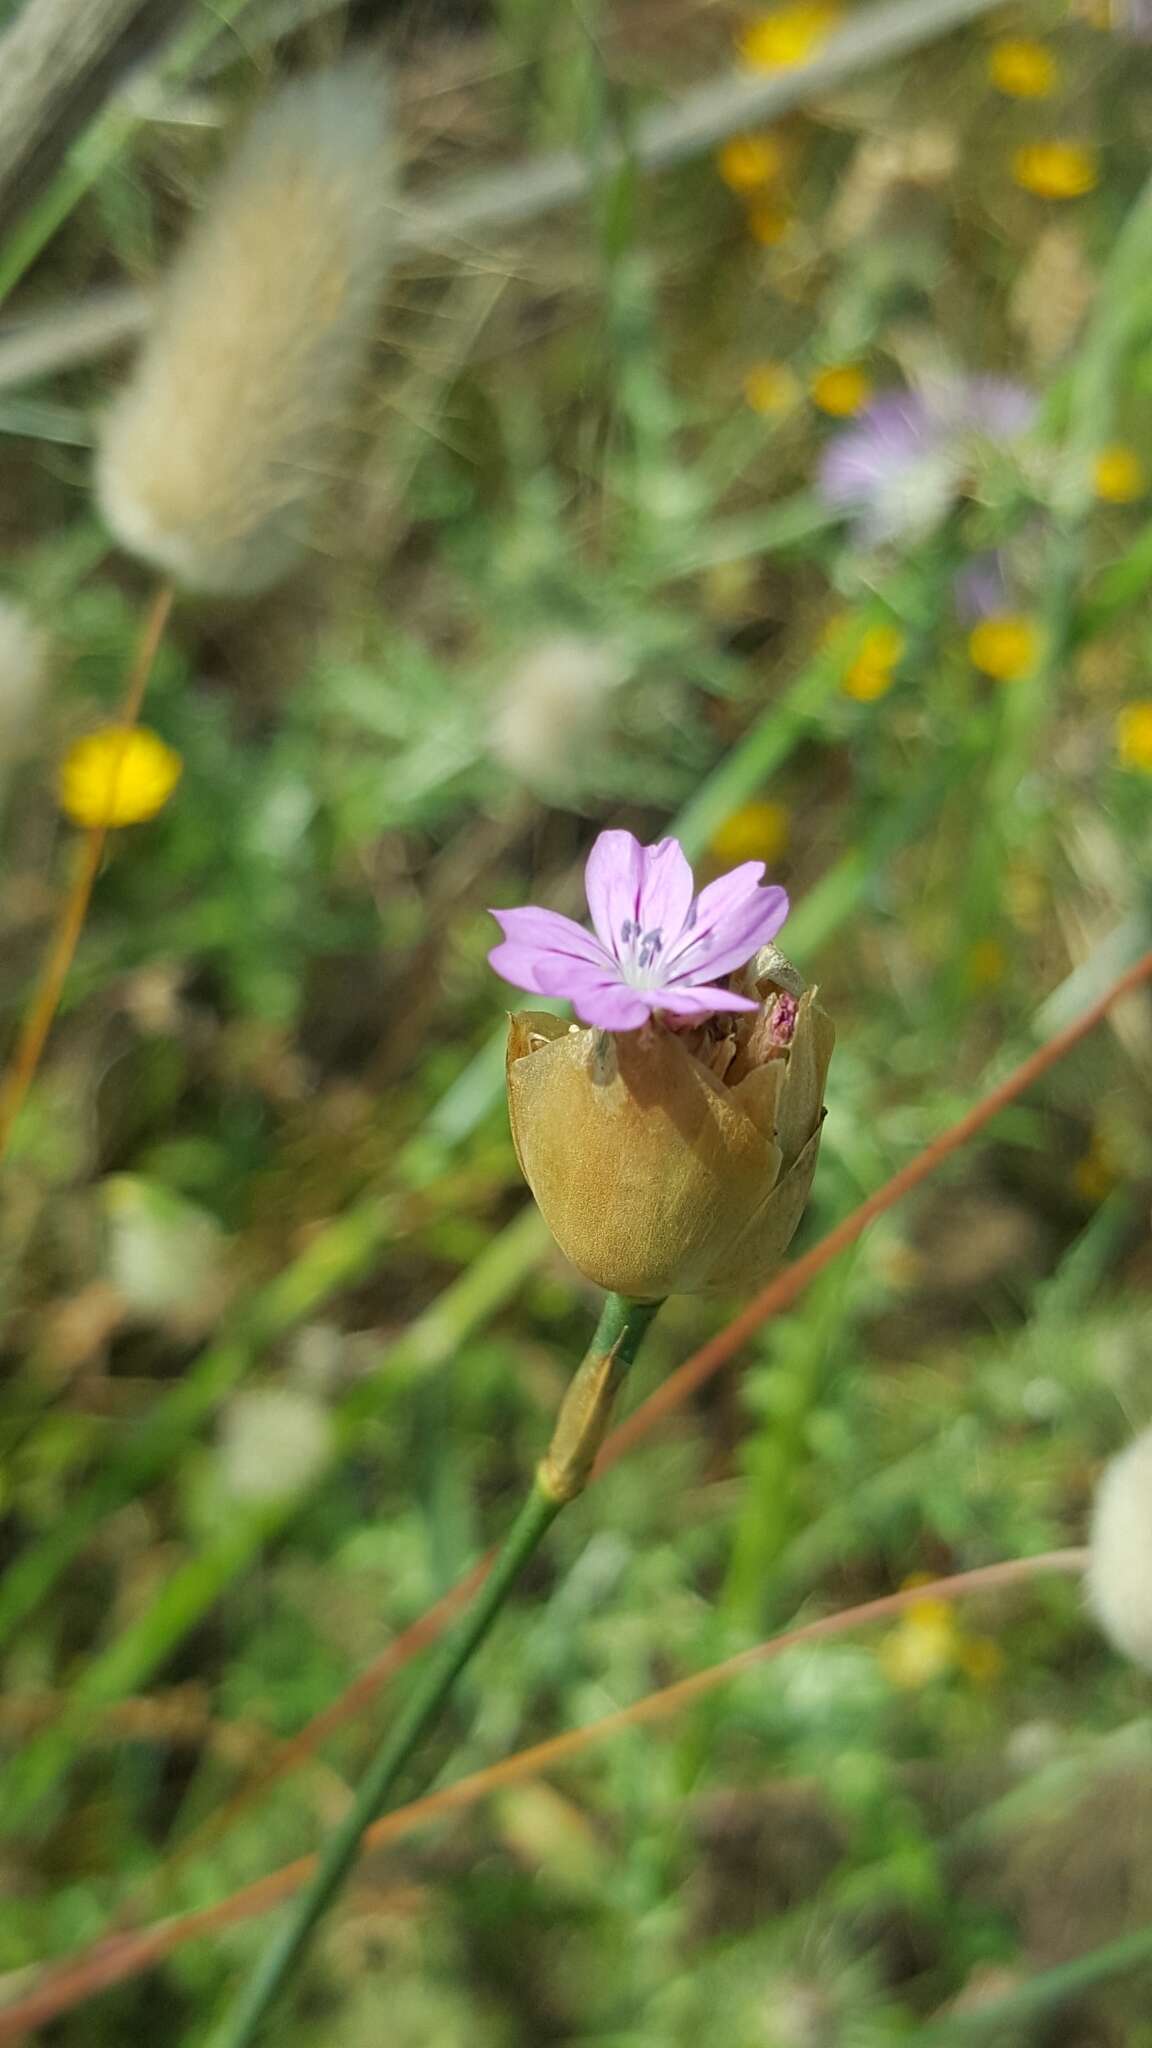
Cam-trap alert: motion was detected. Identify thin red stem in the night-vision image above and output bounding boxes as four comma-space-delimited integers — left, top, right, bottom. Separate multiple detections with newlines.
0, 1548, 1087, 2040
150, 944, 1152, 1864
0, 583, 174, 1164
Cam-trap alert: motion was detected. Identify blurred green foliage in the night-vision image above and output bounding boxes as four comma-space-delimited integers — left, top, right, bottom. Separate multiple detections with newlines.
0, 0, 1150, 2040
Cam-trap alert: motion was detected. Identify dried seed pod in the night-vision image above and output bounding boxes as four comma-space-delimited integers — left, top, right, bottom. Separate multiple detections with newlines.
505, 961, 834, 1300
96, 64, 393, 595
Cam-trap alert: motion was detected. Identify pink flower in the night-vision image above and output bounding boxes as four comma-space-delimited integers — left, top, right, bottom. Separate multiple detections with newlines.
489, 829, 789, 1032
818, 377, 1036, 544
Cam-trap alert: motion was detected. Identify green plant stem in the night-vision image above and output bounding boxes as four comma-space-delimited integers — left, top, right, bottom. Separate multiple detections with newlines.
0, 734, 956, 1815
207, 1290, 661, 2048
0, 0, 256, 310
916, 1926, 1152, 2042
0, 1205, 550, 1830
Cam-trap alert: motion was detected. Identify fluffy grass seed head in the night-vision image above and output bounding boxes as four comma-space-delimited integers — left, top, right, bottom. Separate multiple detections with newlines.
988, 38, 1060, 97
1087, 1429, 1152, 1671
1011, 141, 1100, 199
219, 1388, 334, 1505
96, 65, 394, 596
59, 726, 182, 828
1094, 445, 1148, 503
489, 634, 625, 792
1116, 700, 1152, 771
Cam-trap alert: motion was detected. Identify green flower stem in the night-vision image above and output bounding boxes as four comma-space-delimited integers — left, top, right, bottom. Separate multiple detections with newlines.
208, 1290, 662, 2048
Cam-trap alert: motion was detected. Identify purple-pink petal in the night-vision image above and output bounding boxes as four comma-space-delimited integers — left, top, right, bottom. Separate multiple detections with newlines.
490, 905, 609, 966
650, 984, 758, 1017
664, 875, 789, 986
567, 978, 656, 1030
489, 828, 792, 1033
961, 377, 1036, 440
634, 836, 695, 944
584, 830, 694, 962
584, 830, 647, 960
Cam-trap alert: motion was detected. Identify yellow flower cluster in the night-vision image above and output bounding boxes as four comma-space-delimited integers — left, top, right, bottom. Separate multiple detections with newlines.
985, 31, 1099, 202
716, 134, 787, 193
722, 2, 845, 242
988, 37, 1060, 98
879, 1586, 1004, 1690
742, 361, 802, 417
1117, 700, 1152, 772
739, 1, 841, 70
1011, 140, 1099, 200
810, 363, 873, 417
839, 620, 906, 701
967, 615, 1041, 683
716, 126, 794, 247
709, 799, 791, 865
1094, 445, 1147, 504
58, 725, 183, 829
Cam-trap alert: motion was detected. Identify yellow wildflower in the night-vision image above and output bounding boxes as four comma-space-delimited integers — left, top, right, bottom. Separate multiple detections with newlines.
709, 799, 791, 866
1011, 142, 1099, 200
717, 133, 787, 192
811, 363, 872, 417
59, 725, 183, 829
967, 615, 1041, 682
739, 1, 841, 69
880, 1596, 961, 1688
746, 200, 792, 246
842, 664, 894, 702
1074, 1129, 1119, 1204
841, 621, 905, 700
965, 937, 1007, 990
743, 361, 801, 416
988, 38, 1059, 98
1093, 445, 1147, 504
1117, 700, 1152, 772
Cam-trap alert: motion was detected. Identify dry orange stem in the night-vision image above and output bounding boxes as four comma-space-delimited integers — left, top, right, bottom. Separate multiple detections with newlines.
0, 583, 173, 1165
0, 1548, 1087, 2040
156, 943, 1152, 1860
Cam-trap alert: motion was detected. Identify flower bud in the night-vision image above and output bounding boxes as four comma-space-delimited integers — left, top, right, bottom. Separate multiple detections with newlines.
505, 951, 833, 1300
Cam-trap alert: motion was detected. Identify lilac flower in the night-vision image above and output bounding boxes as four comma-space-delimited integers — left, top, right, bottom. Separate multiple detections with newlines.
819, 376, 1036, 545
489, 828, 789, 1033
953, 550, 1014, 624
1115, 0, 1152, 40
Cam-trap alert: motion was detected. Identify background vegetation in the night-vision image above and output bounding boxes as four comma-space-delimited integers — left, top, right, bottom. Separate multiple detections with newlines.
0, 0, 1150, 2039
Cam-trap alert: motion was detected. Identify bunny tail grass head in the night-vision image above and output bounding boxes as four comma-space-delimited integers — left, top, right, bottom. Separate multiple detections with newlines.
1087, 1428, 1152, 1672
96, 64, 394, 597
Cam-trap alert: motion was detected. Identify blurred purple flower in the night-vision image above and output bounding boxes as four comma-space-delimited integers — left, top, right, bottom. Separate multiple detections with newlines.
1116, 0, 1152, 39
954, 551, 1013, 623
819, 377, 1036, 544
489, 828, 789, 1032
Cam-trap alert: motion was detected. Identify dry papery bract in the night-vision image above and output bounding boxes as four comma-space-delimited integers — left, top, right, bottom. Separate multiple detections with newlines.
507, 948, 834, 1300
96, 63, 394, 596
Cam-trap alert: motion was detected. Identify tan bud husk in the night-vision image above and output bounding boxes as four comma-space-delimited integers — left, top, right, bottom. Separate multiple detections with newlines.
505, 953, 834, 1300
